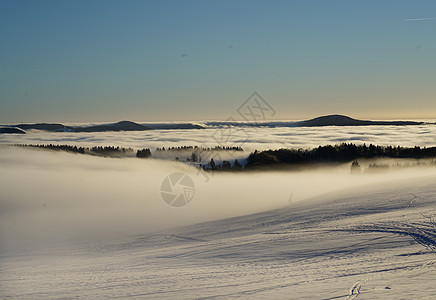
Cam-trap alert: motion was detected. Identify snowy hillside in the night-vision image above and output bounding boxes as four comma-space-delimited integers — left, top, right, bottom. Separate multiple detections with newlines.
1, 146, 435, 299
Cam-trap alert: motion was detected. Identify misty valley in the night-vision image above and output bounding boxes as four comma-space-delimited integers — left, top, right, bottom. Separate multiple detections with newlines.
1, 122, 436, 299
3, 1, 436, 298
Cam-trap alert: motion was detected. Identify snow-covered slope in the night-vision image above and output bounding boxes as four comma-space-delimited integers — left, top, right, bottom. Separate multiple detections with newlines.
1, 169, 435, 299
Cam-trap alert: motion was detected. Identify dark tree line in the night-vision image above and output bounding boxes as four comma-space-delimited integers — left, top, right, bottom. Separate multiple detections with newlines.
201, 158, 243, 171
156, 145, 243, 152
90, 146, 134, 154
17, 144, 152, 158
245, 143, 436, 169
19, 144, 87, 154
136, 148, 151, 158
15, 143, 436, 171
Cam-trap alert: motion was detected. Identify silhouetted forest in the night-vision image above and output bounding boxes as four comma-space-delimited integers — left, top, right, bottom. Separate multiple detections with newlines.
245, 143, 436, 169
136, 148, 152, 158
20, 144, 88, 154
90, 146, 134, 155
200, 158, 243, 172
16, 144, 150, 158
155, 146, 243, 152
12, 143, 436, 171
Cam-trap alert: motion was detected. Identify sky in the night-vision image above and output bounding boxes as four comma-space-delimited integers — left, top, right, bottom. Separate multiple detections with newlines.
1, 0, 435, 122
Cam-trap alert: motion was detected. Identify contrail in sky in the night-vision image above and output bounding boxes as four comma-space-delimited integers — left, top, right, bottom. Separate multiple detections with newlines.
403, 17, 436, 22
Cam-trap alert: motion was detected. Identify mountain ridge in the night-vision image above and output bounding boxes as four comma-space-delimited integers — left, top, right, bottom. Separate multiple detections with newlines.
73, 121, 151, 132
296, 114, 424, 127
0, 115, 430, 134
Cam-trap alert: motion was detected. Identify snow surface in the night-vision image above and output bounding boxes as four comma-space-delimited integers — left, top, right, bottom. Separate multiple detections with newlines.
1, 160, 435, 299
1, 123, 436, 299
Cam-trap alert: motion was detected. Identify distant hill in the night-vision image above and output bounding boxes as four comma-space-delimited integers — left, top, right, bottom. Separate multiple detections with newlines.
297, 115, 424, 127
15, 123, 73, 132
73, 121, 151, 132
3, 115, 429, 133
7, 121, 206, 132
144, 123, 204, 130
0, 127, 26, 134
11, 121, 151, 133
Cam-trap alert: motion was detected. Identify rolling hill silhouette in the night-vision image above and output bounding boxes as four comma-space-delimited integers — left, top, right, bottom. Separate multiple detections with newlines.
73, 121, 151, 132
297, 114, 424, 127
15, 123, 73, 131
3, 115, 428, 134
0, 127, 26, 134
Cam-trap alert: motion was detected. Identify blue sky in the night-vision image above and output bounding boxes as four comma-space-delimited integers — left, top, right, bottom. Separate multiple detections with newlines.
1, 0, 435, 122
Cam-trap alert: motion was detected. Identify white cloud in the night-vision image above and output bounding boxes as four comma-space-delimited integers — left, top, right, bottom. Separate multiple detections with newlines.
1, 145, 436, 255
1, 125, 435, 154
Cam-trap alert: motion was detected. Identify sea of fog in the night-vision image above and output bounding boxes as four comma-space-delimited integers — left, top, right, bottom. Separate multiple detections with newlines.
1, 123, 436, 153
1, 125, 436, 299
1, 144, 436, 253
1, 124, 435, 246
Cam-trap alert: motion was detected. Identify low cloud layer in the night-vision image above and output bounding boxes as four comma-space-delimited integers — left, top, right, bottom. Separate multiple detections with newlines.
2, 146, 436, 255
1, 124, 435, 154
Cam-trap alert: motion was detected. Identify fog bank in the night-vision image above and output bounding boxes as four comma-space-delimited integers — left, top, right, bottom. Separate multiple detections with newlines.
1, 146, 436, 254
